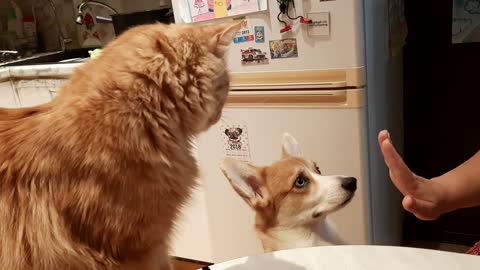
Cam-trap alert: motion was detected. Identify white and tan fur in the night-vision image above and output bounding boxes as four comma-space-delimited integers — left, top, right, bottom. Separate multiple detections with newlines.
220, 133, 357, 252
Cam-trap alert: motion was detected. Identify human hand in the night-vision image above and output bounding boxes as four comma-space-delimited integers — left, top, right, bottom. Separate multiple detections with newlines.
378, 130, 447, 220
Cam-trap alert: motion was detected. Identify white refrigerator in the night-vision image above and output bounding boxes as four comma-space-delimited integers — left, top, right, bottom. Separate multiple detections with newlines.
170, 0, 405, 264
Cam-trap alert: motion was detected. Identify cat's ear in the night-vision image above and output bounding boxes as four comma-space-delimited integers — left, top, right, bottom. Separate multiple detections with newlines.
216, 21, 243, 46
213, 21, 242, 55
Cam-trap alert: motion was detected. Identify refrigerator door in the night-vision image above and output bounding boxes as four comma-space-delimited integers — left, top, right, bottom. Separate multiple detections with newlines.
172, 88, 370, 263
172, 0, 365, 73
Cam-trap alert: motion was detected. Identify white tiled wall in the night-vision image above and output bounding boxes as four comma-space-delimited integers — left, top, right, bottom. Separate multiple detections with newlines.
16, 87, 53, 107
0, 78, 66, 108
0, 81, 18, 108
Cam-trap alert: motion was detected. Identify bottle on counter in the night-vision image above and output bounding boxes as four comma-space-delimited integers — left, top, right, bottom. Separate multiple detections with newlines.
7, 0, 24, 38
23, 16, 37, 51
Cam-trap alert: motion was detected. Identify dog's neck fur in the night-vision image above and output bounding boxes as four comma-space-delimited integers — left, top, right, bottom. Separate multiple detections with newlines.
256, 216, 346, 252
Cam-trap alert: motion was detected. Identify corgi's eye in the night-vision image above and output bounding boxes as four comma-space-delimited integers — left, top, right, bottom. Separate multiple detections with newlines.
294, 176, 309, 188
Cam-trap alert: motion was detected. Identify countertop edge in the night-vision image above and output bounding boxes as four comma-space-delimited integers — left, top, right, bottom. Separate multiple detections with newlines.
0, 63, 83, 82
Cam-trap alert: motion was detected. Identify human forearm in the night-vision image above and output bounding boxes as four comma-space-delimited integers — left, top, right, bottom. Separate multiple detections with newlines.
433, 151, 480, 213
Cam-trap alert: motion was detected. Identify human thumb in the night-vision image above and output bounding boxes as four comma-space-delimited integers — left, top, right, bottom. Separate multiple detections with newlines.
402, 195, 439, 221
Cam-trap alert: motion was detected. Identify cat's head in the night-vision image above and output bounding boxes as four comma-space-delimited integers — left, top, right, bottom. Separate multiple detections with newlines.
104, 22, 242, 138
180, 22, 242, 133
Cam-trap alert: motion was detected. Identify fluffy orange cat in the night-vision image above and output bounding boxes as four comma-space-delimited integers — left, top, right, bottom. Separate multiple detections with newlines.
0, 22, 241, 270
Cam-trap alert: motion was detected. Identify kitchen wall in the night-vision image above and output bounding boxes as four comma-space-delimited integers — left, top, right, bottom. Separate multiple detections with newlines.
4, 0, 172, 52
123, 0, 171, 12
72, 0, 170, 48
71, 0, 124, 48
22, 0, 79, 51
1, 0, 78, 51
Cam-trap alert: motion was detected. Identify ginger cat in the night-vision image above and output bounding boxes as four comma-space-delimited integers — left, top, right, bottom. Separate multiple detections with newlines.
0, 22, 241, 270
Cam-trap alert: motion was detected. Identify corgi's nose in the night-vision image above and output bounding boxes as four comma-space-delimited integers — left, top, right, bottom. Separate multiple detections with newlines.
341, 177, 357, 192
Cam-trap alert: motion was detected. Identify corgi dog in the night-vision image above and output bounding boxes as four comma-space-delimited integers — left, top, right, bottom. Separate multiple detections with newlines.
220, 133, 357, 252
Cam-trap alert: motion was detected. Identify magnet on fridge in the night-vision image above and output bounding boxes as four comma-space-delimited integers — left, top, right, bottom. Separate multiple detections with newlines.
307, 12, 331, 37
254, 26, 265, 43
232, 18, 254, 43
269, 38, 298, 59
221, 124, 251, 162
240, 47, 269, 65
233, 35, 254, 43
213, 0, 228, 18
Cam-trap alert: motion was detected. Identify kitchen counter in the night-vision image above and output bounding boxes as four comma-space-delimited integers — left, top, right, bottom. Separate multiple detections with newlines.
0, 63, 82, 82
0, 49, 92, 68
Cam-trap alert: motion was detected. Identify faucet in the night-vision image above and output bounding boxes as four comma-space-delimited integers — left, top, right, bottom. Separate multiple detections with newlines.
75, 0, 119, 25
32, 0, 73, 51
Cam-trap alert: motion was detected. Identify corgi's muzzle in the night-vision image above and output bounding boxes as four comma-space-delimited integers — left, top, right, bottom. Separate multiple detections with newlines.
338, 177, 357, 208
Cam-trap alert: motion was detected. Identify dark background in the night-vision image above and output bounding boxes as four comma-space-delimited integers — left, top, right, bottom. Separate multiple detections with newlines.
403, 0, 480, 246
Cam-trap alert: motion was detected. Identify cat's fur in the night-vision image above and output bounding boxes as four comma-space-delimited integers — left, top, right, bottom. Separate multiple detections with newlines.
0, 22, 241, 270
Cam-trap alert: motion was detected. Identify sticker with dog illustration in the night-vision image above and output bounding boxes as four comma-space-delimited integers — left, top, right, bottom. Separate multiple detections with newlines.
254, 26, 265, 43
220, 124, 251, 162
269, 38, 299, 59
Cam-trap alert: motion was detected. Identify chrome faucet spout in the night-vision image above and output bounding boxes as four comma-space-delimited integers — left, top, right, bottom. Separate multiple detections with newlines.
76, 1, 119, 25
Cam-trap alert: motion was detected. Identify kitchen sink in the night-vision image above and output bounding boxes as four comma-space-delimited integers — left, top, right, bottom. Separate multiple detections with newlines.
0, 48, 93, 67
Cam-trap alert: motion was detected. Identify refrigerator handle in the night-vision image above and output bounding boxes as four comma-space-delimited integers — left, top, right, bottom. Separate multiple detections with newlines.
226, 89, 365, 108
229, 68, 365, 91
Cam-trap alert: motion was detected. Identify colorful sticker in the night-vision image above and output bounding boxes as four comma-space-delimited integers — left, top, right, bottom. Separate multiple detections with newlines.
221, 124, 251, 162
254, 26, 265, 43
269, 38, 298, 59
185, 0, 268, 23
193, 0, 206, 14
233, 18, 254, 43
213, 0, 228, 18
240, 47, 269, 65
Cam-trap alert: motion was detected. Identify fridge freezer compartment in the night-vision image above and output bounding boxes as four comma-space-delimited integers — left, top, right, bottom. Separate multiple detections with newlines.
229, 68, 365, 90
226, 89, 365, 108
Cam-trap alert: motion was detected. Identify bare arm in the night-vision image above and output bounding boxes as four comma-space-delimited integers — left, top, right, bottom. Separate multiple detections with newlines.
379, 130, 480, 220
435, 151, 480, 213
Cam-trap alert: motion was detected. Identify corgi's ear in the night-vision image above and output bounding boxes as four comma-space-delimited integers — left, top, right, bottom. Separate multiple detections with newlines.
220, 158, 269, 208
282, 133, 302, 158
